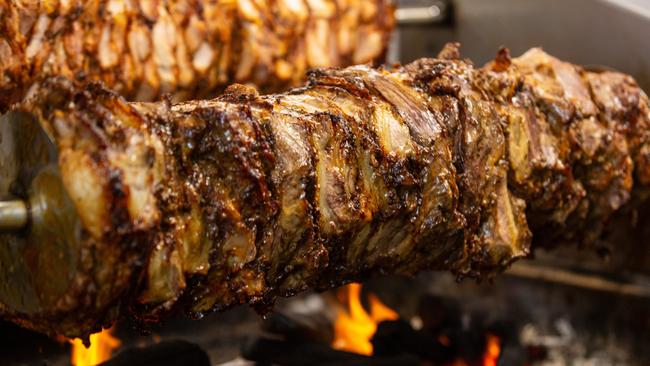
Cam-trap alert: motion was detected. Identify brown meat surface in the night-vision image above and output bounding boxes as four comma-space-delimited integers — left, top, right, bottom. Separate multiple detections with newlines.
1, 44, 649, 340
0, 0, 394, 110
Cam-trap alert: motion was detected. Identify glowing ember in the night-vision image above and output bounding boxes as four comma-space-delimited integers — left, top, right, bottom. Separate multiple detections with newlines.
482, 333, 501, 366
332, 283, 399, 355
70, 327, 121, 366
448, 360, 470, 366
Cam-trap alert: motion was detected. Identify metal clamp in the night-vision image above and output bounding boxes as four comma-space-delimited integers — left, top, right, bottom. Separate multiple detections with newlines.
0, 200, 28, 232
396, 1, 448, 25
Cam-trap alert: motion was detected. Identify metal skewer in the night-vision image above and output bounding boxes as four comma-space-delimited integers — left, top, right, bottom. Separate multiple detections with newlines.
0, 110, 89, 321
395, 1, 448, 25
0, 200, 29, 232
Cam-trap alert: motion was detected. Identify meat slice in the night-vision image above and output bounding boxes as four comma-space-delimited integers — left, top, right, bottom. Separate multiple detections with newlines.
1, 44, 649, 340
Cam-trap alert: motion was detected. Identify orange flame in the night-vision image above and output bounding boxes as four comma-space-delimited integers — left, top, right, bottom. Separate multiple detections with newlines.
332, 283, 399, 355
70, 327, 121, 366
446, 333, 501, 366
482, 333, 501, 366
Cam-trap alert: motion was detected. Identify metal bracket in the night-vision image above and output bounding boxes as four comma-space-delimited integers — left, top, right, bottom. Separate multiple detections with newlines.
396, 0, 448, 25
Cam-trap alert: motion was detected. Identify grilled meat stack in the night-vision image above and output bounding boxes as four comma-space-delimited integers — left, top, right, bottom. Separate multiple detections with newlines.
2, 44, 650, 339
0, 0, 394, 110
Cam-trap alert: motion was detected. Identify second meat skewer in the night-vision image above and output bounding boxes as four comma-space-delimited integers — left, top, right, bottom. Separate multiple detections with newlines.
0, 0, 395, 110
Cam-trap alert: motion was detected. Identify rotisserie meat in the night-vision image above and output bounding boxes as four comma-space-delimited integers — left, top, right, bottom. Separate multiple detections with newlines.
1, 44, 649, 340
0, 0, 395, 110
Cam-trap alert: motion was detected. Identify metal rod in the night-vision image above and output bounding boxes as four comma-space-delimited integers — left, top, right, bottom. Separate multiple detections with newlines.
507, 262, 650, 299
0, 200, 29, 232
396, 3, 446, 25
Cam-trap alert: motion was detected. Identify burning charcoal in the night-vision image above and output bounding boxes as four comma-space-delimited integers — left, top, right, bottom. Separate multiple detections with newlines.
371, 319, 453, 364
486, 321, 525, 366
319, 355, 421, 366
242, 336, 367, 365
417, 295, 462, 334
526, 345, 549, 363
242, 336, 419, 366
98, 340, 210, 366
0, 321, 67, 365
262, 312, 334, 344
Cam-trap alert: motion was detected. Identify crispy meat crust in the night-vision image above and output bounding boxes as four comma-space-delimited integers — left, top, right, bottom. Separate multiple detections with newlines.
0, 0, 394, 110
3, 44, 650, 339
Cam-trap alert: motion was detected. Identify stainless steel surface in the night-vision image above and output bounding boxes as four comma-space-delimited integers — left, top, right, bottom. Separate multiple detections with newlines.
0, 200, 28, 232
395, 0, 650, 91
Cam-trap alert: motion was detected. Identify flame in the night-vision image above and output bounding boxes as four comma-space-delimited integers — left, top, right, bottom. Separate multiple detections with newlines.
482, 333, 501, 366
332, 283, 399, 355
70, 327, 121, 366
